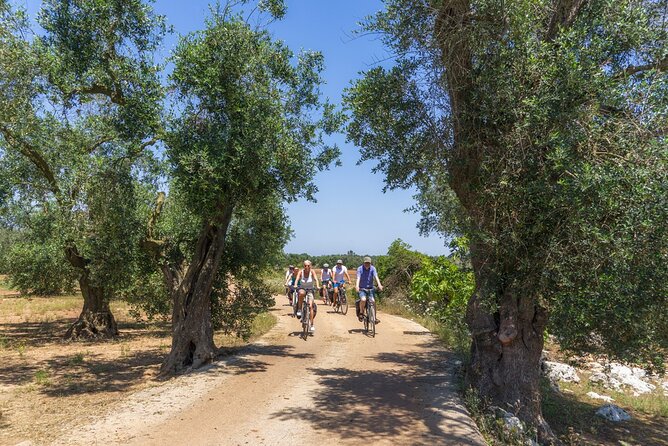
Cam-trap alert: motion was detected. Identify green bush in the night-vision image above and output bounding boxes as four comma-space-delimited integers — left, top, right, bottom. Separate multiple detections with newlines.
6, 241, 77, 295
410, 256, 473, 351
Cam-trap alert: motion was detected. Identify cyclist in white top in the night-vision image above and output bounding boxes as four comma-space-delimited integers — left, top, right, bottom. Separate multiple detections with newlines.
295, 260, 319, 332
320, 263, 333, 304
332, 259, 351, 307
284, 265, 295, 302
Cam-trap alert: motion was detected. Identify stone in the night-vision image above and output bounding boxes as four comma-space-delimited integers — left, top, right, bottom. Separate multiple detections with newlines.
542, 361, 580, 383
588, 362, 655, 396
662, 381, 668, 396
595, 404, 631, 422
586, 391, 614, 403
503, 415, 524, 436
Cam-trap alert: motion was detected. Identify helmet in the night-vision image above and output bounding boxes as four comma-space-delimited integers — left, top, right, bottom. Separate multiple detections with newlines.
323, 263, 329, 268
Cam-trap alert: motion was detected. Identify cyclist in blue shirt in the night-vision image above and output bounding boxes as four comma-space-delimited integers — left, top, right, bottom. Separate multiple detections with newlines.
355, 256, 383, 323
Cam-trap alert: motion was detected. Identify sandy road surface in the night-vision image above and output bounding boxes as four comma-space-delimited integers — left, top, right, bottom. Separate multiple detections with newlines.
53, 297, 485, 446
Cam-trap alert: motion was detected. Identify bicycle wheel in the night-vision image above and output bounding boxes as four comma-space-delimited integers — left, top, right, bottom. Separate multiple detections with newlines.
363, 306, 369, 333
368, 303, 376, 337
340, 291, 348, 315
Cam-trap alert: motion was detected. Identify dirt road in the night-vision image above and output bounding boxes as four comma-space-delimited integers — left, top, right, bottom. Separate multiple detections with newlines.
54, 297, 485, 446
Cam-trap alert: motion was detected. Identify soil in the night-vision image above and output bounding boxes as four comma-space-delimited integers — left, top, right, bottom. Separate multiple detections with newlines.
46, 297, 485, 446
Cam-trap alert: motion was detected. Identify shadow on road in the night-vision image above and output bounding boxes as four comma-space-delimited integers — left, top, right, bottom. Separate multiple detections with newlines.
221, 344, 316, 376
270, 341, 479, 445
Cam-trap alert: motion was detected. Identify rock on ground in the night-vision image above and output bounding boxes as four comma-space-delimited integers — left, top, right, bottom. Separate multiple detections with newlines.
542, 361, 580, 383
588, 362, 655, 396
595, 404, 631, 422
586, 391, 614, 403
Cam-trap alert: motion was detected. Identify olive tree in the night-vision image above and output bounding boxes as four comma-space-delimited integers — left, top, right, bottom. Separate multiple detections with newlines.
345, 0, 668, 441
145, 1, 341, 374
0, 0, 164, 337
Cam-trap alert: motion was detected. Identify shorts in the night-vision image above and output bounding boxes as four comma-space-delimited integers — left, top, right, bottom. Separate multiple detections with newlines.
333, 280, 344, 288
301, 288, 315, 303
357, 288, 375, 303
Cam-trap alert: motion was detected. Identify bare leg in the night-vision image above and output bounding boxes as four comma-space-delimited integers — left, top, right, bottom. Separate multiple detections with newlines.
298, 290, 305, 317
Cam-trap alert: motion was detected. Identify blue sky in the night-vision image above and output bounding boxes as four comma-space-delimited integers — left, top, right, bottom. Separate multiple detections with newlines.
21, 0, 449, 256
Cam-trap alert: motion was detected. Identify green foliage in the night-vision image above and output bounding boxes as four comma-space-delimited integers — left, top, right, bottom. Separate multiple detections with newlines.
4, 212, 76, 295
6, 239, 77, 295
282, 251, 368, 269
0, 0, 165, 304
0, 226, 19, 273
149, 2, 341, 341
374, 239, 426, 298
411, 256, 473, 349
167, 7, 342, 219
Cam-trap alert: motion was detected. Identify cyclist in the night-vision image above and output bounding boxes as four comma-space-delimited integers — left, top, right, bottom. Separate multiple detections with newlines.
284, 265, 295, 301
332, 259, 351, 307
320, 263, 333, 304
356, 256, 383, 323
284, 267, 300, 310
295, 260, 319, 332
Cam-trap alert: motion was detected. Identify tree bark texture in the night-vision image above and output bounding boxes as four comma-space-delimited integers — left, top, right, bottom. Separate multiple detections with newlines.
160, 206, 234, 375
64, 247, 118, 339
465, 243, 553, 441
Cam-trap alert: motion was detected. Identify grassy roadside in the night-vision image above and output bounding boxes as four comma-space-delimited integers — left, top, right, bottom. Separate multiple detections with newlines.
0, 292, 277, 445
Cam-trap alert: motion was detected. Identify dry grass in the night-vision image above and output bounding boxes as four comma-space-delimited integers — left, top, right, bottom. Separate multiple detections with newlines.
0, 293, 276, 446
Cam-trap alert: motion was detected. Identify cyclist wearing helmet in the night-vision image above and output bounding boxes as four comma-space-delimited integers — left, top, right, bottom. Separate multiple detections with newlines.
332, 259, 351, 307
356, 256, 383, 323
320, 263, 333, 304
296, 260, 319, 332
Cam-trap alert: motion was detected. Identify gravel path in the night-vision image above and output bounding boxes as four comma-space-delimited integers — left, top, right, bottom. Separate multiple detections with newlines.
53, 297, 485, 446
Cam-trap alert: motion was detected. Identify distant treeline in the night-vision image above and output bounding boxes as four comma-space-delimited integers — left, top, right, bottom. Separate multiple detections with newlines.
282, 252, 377, 269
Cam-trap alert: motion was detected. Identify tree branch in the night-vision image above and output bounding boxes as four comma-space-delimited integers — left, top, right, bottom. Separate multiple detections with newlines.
0, 124, 60, 196
87, 136, 114, 153
620, 57, 668, 77
545, 0, 589, 42
69, 83, 126, 106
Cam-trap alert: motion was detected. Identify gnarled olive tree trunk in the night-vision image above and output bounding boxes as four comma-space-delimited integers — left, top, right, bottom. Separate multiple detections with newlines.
64, 247, 118, 339
159, 206, 234, 375
465, 242, 552, 440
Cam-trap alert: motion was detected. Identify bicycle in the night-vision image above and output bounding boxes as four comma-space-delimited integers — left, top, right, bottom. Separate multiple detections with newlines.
333, 283, 348, 315
359, 288, 376, 337
301, 289, 315, 339
321, 281, 333, 305
290, 287, 299, 317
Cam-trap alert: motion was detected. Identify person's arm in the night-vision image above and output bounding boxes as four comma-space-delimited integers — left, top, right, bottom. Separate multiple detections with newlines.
314, 272, 320, 289
344, 268, 351, 283
374, 268, 383, 291
355, 268, 360, 292
295, 270, 303, 286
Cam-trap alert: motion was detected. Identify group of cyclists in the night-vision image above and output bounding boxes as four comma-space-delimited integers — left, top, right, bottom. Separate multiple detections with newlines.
284, 257, 384, 335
